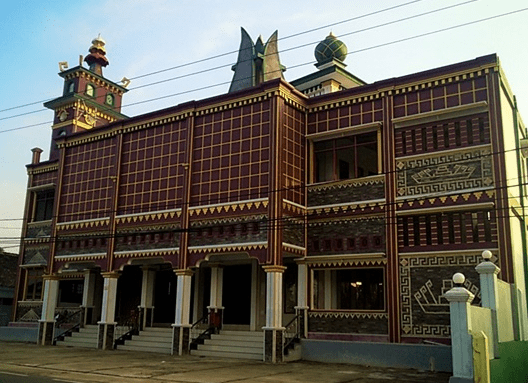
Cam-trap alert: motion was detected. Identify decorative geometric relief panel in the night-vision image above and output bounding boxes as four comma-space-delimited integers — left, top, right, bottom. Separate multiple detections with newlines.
396, 147, 493, 196
400, 254, 481, 338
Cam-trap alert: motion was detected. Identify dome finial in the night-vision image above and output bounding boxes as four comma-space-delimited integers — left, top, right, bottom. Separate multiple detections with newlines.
314, 32, 348, 67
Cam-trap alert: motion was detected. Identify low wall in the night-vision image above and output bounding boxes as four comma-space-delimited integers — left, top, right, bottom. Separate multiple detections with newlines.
301, 339, 452, 372
0, 326, 38, 343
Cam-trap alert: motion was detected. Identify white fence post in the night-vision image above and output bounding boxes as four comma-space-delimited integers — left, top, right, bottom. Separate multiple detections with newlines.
475, 249, 500, 357
445, 273, 474, 383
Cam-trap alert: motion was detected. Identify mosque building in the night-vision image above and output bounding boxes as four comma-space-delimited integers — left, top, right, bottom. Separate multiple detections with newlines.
12, 29, 528, 363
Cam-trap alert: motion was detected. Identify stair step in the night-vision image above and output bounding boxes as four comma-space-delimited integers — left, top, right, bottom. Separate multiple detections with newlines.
133, 333, 171, 341
217, 330, 264, 337
118, 344, 172, 354
210, 334, 263, 342
142, 327, 173, 333
125, 339, 172, 347
192, 349, 263, 360
203, 339, 262, 348
63, 333, 97, 340
198, 344, 262, 354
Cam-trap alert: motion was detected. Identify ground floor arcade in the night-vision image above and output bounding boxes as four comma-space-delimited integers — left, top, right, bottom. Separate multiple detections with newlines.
37, 255, 306, 363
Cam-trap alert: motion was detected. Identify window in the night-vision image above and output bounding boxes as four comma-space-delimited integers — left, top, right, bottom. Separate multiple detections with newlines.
86, 84, 95, 97
313, 268, 384, 310
33, 190, 54, 222
105, 93, 114, 106
314, 131, 378, 182
24, 268, 43, 301
59, 280, 84, 304
66, 81, 75, 94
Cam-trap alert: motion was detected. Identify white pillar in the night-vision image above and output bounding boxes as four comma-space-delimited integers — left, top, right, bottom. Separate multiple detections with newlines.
295, 262, 309, 338
41, 277, 60, 322
263, 265, 286, 363
172, 269, 193, 355
324, 270, 332, 310
297, 263, 308, 308
475, 250, 500, 357
250, 260, 259, 331
98, 272, 119, 350
265, 268, 284, 329
208, 265, 224, 330
38, 275, 60, 345
139, 266, 156, 329
82, 270, 97, 325
209, 266, 223, 309
174, 270, 193, 326
445, 273, 474, 383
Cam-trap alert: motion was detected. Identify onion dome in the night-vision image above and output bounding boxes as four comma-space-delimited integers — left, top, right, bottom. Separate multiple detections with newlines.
314, 32, 348, 65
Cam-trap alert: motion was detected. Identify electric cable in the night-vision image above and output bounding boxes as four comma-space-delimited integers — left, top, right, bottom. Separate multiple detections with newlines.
0, 0, 504, 130
0, 0, 433, 115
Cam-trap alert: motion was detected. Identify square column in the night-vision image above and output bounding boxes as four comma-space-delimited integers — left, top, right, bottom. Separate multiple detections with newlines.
295, 262, 309, 338
263, 265, 286, 363
172, 269, 193, 355
81, 270, 97, 326
445, 273, 475, 383
139, 266, 156, 330
38, 275, 60, 345
475, 250, 500, 357
98, 272, 119, 350
208, 265, 224, 331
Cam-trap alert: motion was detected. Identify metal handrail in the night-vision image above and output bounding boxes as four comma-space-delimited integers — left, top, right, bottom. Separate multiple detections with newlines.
114, 309, 140, 349
114, 326, 139, 348
53, 322, 81, 344
283, 314, 301, 353
55, 308, 83, 326
191, 315, 208, 329
53, 308, 84, 344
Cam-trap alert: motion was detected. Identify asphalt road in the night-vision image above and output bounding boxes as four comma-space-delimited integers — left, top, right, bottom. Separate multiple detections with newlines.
0, 341, 452, 383
0, 370, 79, 383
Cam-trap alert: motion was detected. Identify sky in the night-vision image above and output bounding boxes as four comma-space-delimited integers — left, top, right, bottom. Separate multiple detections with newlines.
1, 0, 527, 253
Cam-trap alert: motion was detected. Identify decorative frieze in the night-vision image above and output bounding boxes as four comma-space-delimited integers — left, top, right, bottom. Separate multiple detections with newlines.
396, 146, 493, 197
400, 253, 483, 338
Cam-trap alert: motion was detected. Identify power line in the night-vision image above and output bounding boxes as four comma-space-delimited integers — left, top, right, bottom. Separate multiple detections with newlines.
2, 3, 525, 135
0, 0, 430, 115
0, 0, 485, 129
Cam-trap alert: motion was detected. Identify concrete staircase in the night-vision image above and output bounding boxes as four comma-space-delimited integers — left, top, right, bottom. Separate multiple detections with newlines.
191, 330, 264, 360
117, 327, 173, 354
56, 324, 98, 349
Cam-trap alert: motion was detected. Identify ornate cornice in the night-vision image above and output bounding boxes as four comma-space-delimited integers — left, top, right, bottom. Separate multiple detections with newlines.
188, 242, 267, 254
115, 209, 182, 225
54, 253, 106, 262
114, 247, 179, 259
189, 199, 268, 217
56, 218, 110, 231
308, 201, 385, 216
308, 175, 384, 193
302, 253, 386, 267
309, 311, 388, 319
307, 66, 494, 113
27, 164, 59, 175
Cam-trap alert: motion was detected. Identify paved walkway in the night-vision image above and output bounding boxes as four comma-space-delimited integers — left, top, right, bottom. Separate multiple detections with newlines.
0, 342, 451, 383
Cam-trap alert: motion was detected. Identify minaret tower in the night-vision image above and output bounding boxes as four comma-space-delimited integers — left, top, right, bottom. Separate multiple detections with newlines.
44, 36, 129, 160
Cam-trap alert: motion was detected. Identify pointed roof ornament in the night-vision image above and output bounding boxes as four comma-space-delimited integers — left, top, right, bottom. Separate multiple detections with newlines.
84, 34, 109, 76
229, 28, 286, 93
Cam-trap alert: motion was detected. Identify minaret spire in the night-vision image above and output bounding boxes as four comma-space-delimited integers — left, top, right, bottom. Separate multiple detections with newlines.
84, 34, 109, 76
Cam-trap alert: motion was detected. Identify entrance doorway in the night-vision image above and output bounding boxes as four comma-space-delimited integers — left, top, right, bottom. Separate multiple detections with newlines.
153, 268, 177, 324
222, 264, 252, 325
